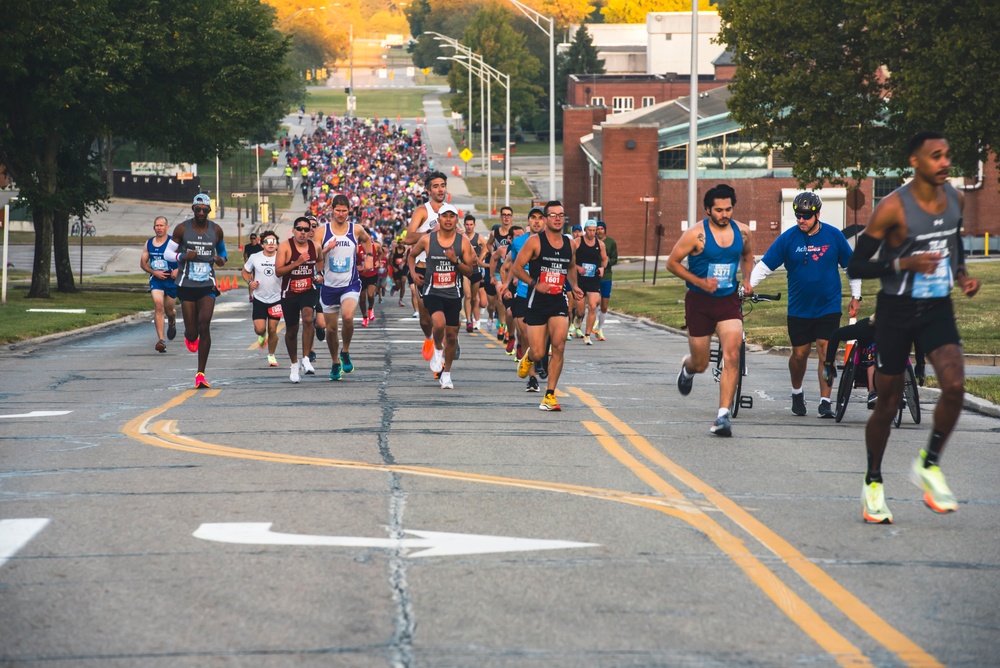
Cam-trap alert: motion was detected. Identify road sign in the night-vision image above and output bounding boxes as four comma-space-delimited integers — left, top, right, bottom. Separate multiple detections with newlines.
639, 196, 658, 203
231, 193, 248, 198
459, 148, 474, 163
194, 522, 599, 558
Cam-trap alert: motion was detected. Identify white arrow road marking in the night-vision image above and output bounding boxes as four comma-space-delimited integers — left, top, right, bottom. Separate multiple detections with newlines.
194, 522, 599, 558
0, 519, 50, 568
0, 411, 73, 419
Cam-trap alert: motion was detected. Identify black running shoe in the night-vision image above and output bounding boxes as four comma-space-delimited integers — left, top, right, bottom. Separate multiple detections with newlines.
677, 356, 693, 396
791, 393, 806, 416
818, 401, 834, 419
166, 317, 177, 341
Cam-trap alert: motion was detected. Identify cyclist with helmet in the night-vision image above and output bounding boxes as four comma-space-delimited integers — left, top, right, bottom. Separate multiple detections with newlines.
749, 191, 861, 418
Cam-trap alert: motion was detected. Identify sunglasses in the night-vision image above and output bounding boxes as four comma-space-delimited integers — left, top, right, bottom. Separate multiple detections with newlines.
311, 224, 319, 228
794, 212, 815, 220
193, 206, 210, 213
294, 227, 311, 232
262, 239, 277, 244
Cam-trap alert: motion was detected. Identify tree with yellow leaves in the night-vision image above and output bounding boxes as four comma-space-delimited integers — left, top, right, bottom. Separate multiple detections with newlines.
602, 0, 716, 24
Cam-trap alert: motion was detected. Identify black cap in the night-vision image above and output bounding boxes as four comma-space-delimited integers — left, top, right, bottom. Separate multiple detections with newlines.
528, 206, 544, 217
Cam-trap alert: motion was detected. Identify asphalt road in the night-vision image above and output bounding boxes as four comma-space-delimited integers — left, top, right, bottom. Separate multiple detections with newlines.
2, 292, 998, 667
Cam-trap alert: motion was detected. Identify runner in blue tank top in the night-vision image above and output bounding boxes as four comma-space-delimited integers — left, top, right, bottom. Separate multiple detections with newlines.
665, 184, 755, 437
140, 216, 178, 354
847, 131, 981, 525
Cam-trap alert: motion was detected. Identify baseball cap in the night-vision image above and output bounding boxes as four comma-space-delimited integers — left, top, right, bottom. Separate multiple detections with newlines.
528, 206, 544, 217
192, 193, 211, 207
438, 203, 459, 216
596, 220, 606, 229
584, 219, 597, 228
572, 224, 583, 232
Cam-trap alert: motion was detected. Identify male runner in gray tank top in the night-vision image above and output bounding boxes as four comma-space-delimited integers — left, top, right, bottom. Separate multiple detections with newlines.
847, 131, 981, 525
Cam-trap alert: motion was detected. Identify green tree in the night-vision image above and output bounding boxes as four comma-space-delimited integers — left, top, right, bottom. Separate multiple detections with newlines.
561, 24, 605, 79
445, 6, 543, 133
719, 0, 1000, 186
0, 0, 294, 297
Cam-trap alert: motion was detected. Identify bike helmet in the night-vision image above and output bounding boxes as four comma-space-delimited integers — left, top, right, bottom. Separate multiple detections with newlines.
792, 191, 822, 216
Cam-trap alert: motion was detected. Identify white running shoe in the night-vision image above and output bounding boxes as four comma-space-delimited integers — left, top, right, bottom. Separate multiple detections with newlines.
430, 348, 445, 373
289, 362, 300, 383
439, 371, 454, 389
301, 357, 315, 375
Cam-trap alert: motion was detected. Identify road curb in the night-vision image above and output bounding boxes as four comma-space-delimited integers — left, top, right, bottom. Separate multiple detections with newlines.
1, 312, 150, 354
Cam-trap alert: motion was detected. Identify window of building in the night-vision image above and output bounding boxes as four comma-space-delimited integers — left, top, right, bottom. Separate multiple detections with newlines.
873, 177, 902, 207
696, 132, 768, 170
590, 96, 605, 107
612, 96, 634, 113
659, 147, 687, 170
641, 96, 655, 108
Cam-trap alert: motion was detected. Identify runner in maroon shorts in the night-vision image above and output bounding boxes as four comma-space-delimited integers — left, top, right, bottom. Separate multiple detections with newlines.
665, 184, 755, 437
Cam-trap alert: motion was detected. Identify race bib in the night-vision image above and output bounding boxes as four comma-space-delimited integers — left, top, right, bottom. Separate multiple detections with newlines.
189, 262, 211, 282
580, 263, 597, 278
267, 303, 284, 318
912, 259, 952, 299
432, 271, 456, 289
290, 277, 311, 292
540, 270, 565, 292
329, 256, 350, 273
708, 262, 734, 290
151, 258, 168, 272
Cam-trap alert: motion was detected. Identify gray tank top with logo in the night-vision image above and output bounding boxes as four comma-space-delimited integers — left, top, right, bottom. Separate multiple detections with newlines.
176, 218, 219, 288
879, 182, 961, 299
421, 233, 463, 300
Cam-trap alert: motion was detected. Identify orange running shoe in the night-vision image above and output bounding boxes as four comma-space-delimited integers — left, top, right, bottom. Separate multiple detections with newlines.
421, 338, 434, 361
185, 337, 199, 353
194, 372, 211, 389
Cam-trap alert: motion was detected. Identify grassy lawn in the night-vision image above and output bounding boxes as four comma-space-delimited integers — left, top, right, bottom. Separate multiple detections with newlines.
612, 260, 1000, 355
0, 285, 154, 345
926, 375, 1000, 405
463, 176, 536, 200
303, 88, 433, 119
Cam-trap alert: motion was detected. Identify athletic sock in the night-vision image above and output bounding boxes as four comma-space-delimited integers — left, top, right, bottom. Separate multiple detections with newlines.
791, 387, 804, 395
598, 310, 606, 330
717, 407, 730, 419
924, 430, 945, 467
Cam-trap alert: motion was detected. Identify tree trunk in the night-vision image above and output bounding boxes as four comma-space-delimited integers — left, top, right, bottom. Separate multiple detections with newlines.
53, 210, 78, 293
27, 207, 53, 299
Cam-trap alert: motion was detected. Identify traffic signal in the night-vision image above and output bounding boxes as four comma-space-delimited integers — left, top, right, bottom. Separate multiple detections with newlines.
345, 87, 351, 94
305, 69, 312, 80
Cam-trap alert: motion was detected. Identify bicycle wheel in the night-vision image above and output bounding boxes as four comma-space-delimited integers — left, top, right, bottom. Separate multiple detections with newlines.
85, 225, 96, 237
834, 359, 856, 423
731, 340, 745, 418
904, 365, 921, 424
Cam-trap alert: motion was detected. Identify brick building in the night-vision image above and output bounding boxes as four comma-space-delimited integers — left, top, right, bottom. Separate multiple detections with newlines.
563, 86, 1000, 257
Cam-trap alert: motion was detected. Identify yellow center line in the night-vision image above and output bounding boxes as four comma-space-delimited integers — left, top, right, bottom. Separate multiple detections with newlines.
569, 386, 942, 668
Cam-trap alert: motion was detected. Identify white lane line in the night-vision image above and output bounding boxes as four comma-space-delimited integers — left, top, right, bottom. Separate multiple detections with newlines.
0, 519, 50, 568
0, 411, 73, 419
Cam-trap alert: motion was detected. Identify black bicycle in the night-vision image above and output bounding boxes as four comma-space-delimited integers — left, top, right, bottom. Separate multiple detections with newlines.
711, 289, 781, 418
834, 345, 920, 427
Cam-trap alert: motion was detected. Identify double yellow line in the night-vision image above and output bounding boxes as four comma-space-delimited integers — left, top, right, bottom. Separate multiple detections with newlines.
122, 387, 941, 668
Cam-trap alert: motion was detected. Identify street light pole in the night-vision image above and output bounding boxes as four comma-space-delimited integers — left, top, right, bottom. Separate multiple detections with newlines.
507, 0, 555, 200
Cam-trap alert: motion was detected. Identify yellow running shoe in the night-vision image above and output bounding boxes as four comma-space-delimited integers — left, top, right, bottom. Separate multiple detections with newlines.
539, 392, 561, 412
910, 450, 958, 513
862, 480, 893, 524
517, 348, 533, 378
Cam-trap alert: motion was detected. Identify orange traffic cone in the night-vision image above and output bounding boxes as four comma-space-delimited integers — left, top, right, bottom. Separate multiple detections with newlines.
447, 193, 452, 203
397, 114, 401, 122
447, 146, 452, 158
231, 276, 239, 290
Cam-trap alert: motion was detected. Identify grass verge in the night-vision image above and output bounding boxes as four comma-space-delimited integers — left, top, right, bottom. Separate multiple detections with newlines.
0, 285, 154, 345
303, 89, 433, 119
925, 376, 1000, 406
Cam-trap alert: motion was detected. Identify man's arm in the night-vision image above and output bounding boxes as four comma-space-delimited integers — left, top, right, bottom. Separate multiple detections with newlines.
404, 207, 427, 246
598, 239, 608, 277
847, 194, 941, 279
406, 236, 429, 286
606, 237, 618, 268
275, 241, 302, 277
213, 224, 227, 267
510, 237, 539, 286
738, 223, 755, 294
665, 227, 712, 290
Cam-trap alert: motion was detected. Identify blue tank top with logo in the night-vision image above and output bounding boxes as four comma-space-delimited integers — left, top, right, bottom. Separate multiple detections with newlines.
686, 219, 742, 297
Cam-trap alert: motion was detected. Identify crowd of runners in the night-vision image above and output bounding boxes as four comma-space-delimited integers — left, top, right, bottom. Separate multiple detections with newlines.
141, 125, 980, 526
